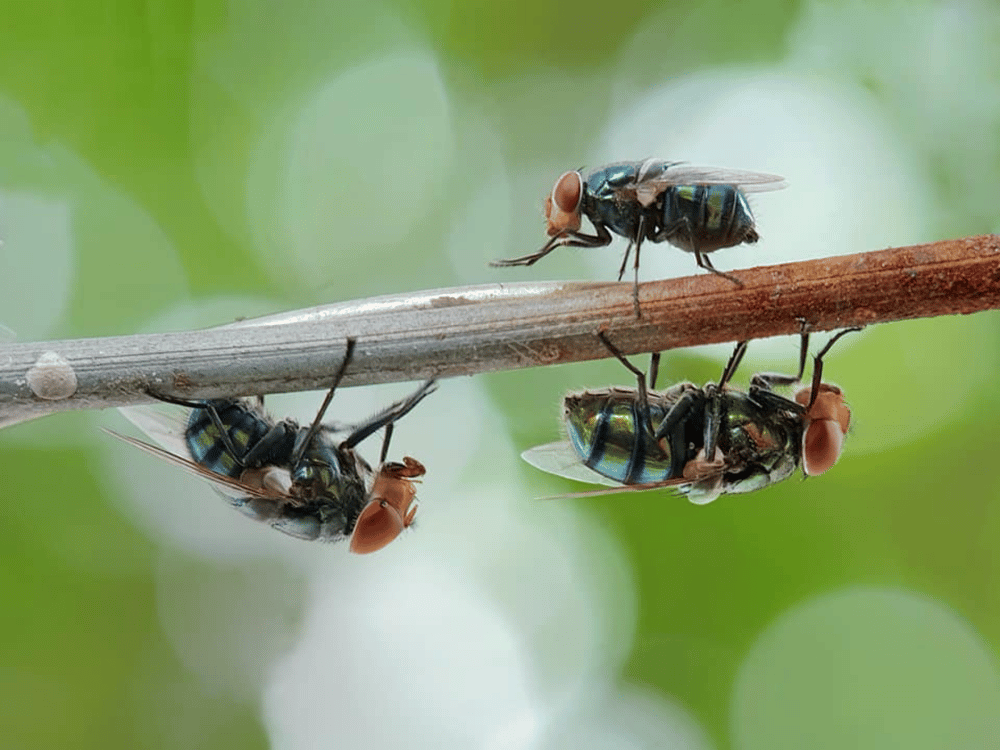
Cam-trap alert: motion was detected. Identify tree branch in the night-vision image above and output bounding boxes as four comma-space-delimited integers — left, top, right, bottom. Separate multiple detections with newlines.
1, 233, 998, 429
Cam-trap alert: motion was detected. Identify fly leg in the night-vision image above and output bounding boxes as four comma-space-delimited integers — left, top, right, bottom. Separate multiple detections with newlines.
675, 338, 747, 488
702, 340, 748, 462
695, 250, 744, 287
616, 240, 632, 281
804, 327, 862, 409
658, 214, 744, 286
718, 340, 749, 390
490, 223, 613, 267
339, 380, 438, 458
749, 321, 813, 399
290, 338, 357, 466
597, 330, 656, 438
380, 423, 394, 465
680, 206, 742, 286
651, 390, 700, 479
749, 326, 861, 409
143, 390, 267, 468
616, 215, 648, 318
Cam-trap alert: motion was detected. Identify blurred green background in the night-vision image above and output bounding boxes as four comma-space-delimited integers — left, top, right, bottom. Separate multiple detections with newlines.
2, 0, 1000, 748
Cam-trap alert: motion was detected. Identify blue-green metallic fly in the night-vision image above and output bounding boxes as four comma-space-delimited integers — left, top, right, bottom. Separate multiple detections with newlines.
495, 159, 786, 277
491, 159, 785, 314
111, 340, 435, 553
522, 329, 856, 504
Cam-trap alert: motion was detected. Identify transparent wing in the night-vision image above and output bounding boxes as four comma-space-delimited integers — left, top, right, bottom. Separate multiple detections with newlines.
520, 438, 743, 502
521, 440, 693, 497
652, 165, 786, 191
545, 480, 691, 500
521, 441, 622, 487
117, 404, 190, 456
105, 427, 291, 504
625, 162, 787, 206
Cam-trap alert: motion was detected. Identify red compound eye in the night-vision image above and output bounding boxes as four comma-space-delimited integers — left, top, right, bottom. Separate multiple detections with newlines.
348, 457, 423, 554
797, 384, 850, 433
802, 418, 845, 476
796, 384, 850, 476
543, 171, 584, 235
552, 171, 582, 213
349, 500, 406, 554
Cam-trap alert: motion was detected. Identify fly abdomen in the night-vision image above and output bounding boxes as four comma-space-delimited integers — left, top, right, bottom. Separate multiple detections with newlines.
661, 185, 758, 253
564, 391, 674, 485
185, 401, 276, 478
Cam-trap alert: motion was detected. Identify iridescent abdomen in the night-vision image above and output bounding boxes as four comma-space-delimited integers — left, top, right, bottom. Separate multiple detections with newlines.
185, 401, 275, 478
563, 388, 675, 485
660, 185, 757, 253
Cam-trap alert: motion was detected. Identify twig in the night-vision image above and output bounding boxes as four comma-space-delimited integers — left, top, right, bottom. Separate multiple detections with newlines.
1, 234, 998, 429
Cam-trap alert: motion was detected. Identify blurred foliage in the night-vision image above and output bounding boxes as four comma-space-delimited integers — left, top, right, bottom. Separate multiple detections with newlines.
2, 0, 1000, 748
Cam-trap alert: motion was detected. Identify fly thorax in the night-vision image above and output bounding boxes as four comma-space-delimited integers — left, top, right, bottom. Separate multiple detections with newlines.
737, 420, 783, 454
584, 163, 644, 239
722, 395, 799, 470
729, 418, 792, 461
290, 448, 342, 499
319, 476, 369, 531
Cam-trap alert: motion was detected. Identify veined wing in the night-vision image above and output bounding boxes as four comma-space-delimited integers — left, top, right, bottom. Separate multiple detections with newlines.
521, 440, 621, 487
522, 439, 739, 502
655, 165, 785, 190
118, 404, 190, 457
520, 440, 692, 497
627, 162, 786, 206
105, 427, 293, 504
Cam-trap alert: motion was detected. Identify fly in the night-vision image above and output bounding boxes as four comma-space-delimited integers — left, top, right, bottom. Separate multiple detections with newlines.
522, 326, 857, 504
491, 159, 785, 315
110, 339, 436, 552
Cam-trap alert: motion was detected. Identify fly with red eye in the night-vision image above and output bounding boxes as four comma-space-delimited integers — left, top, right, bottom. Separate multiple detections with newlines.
110, 339, 435, 553
491, 159, 785, 316
521, 326, 859, 504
